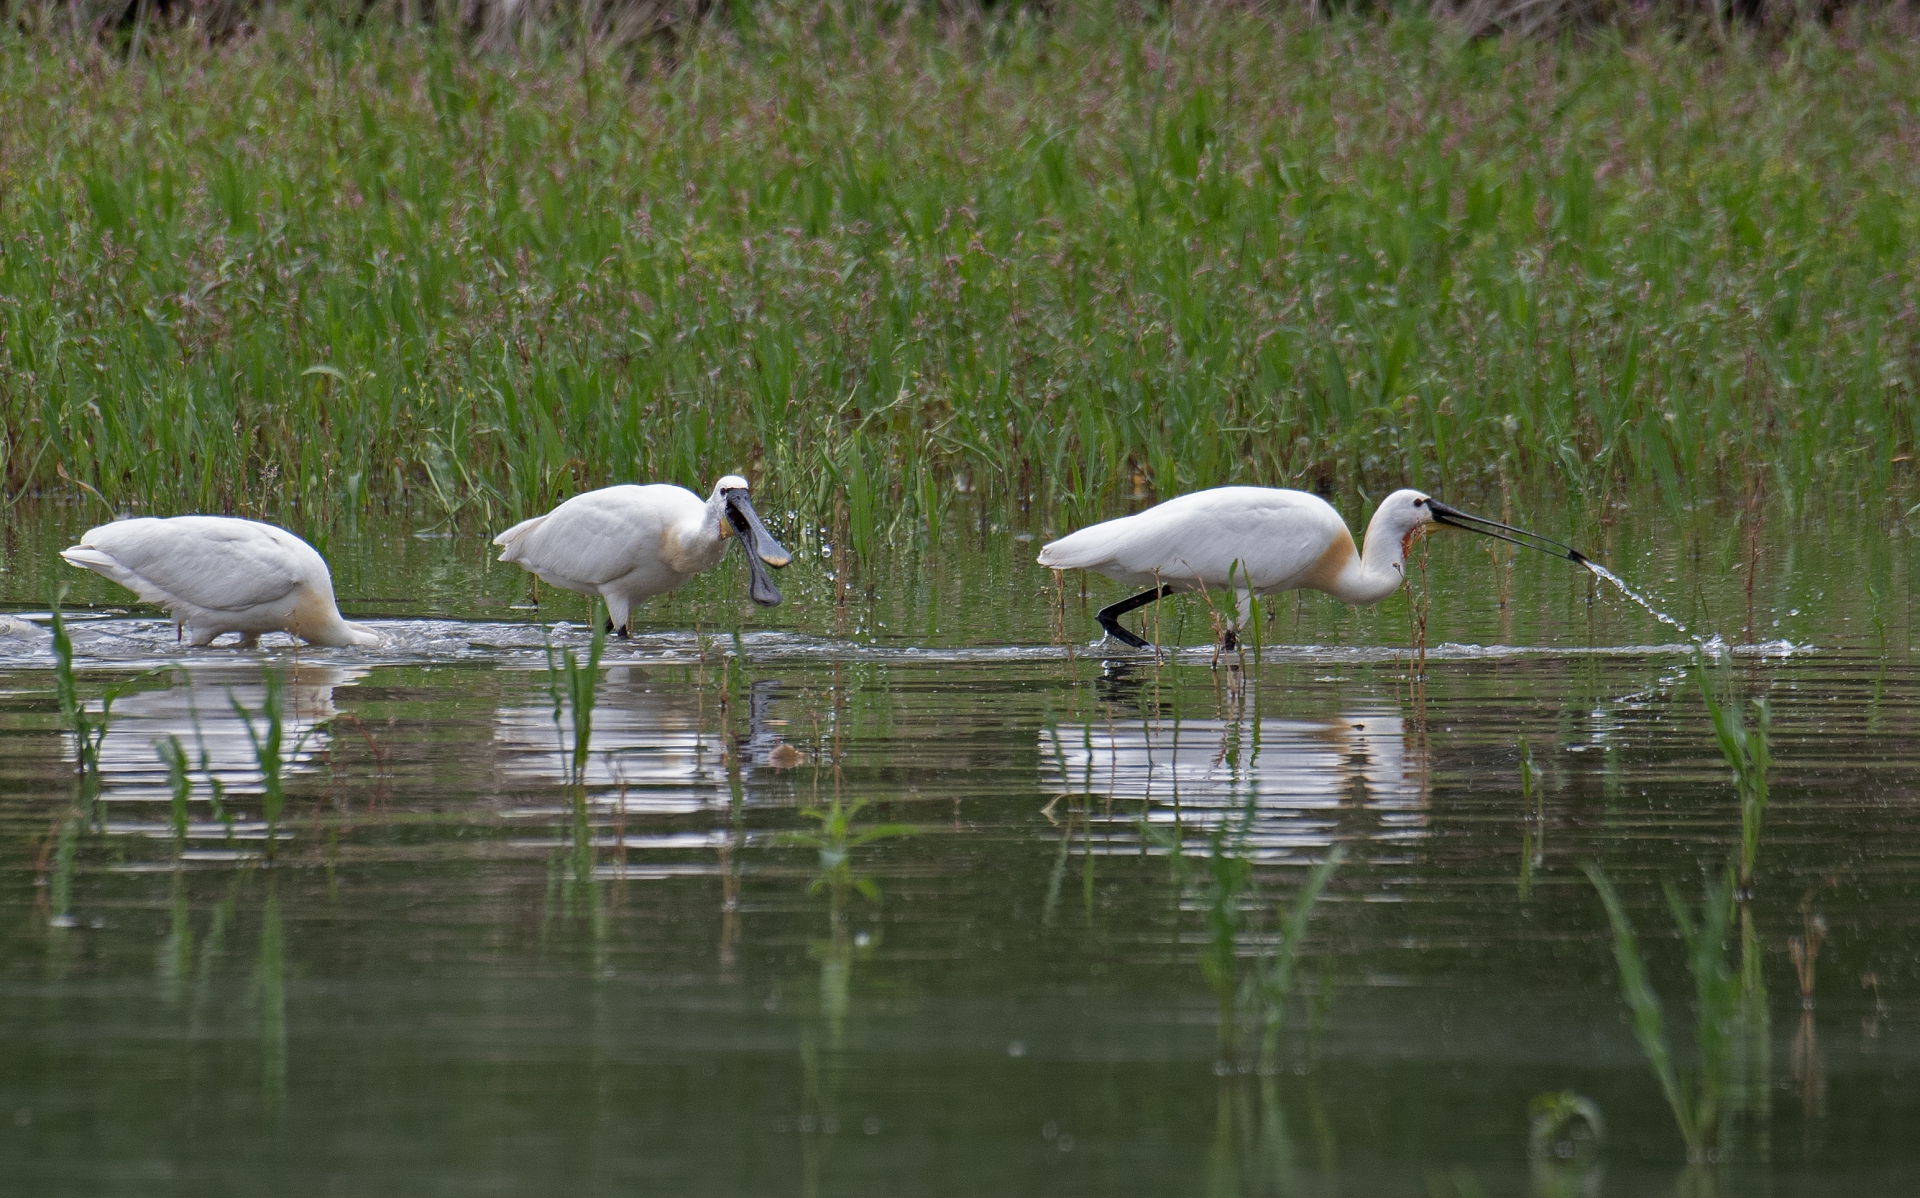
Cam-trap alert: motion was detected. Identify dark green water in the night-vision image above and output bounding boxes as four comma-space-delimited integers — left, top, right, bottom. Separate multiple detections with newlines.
2, 496, 1916, 1194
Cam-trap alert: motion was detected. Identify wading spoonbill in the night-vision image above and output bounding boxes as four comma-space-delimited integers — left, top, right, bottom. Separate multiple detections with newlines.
493, 475, 791, 636
1037, 487, 1588, 649
61, 517, 381, 648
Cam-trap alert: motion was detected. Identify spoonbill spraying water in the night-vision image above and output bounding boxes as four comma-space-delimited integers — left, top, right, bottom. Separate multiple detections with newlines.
61, 517, 381, 648
493, 475, 791, 636
1037, 487, 1587, 649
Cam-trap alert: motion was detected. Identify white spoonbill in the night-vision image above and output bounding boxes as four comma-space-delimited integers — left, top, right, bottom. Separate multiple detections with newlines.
61, 517, 380, 648
493, 474, 792, 636
1037, 487, 1589, 649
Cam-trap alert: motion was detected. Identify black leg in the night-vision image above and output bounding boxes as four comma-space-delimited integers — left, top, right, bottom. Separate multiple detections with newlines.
1221, 627, 1239, 651
1095, 586, 1174, 649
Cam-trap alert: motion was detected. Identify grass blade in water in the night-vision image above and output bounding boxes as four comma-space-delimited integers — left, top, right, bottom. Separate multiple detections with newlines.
1582, 862, 1694, 1150
1258, 845, 1345, 1072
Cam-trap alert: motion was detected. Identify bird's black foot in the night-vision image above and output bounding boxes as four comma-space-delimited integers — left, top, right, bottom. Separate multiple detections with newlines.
604, 619, 632, 639
1095, 585, 1175, 651
1095, 610, 1153, 649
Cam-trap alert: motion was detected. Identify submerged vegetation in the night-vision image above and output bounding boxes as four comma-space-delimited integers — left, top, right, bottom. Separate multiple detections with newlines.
1582, 657, 1777, 1166
1585, 863, 1750, 1163
1, 4, 1917, 541
1695, 653, 1773, 893
543, 606, 608, 786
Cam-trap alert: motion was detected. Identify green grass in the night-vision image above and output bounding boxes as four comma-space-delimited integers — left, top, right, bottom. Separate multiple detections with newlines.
1694, 651, 1772, 892
1585, 861, 1744, 1162
543, 603, 607, 786
230, 667, 296, 857
2, 5, 1917, 541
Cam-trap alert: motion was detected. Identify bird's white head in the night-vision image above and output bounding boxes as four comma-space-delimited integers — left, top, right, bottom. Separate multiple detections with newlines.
1365, 487, 1591, 575
1363, 489, 1440, 574
712, 475, 751, 496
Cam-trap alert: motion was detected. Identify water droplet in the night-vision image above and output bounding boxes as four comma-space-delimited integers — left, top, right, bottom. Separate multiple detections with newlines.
1042, 1121, 1058, 1141
863, 1116, 881, 1136
1007, 1040, 1027, 1057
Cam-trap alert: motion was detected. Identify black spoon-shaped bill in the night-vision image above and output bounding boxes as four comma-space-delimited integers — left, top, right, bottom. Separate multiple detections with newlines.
1426, 498, 1592, 566
724, 489, 791, 607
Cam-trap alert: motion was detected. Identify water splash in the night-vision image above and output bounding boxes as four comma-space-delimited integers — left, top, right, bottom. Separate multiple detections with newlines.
1582, 561, 1701, 644
11, 616, 1799, 669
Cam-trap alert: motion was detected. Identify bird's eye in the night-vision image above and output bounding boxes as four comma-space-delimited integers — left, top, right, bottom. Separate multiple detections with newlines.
1414, 498, 1426, 507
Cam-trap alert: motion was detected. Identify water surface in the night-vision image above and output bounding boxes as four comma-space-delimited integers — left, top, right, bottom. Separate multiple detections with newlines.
2, 497, 1916, 1194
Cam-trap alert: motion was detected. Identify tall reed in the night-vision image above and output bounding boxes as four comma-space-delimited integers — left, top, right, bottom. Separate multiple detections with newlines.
1, 8, 1915, 544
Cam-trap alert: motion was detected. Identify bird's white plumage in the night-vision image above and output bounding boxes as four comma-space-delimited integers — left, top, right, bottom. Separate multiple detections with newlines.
494, 475, 784, 633
1038, 487, 1354, 592
67, 518, 309, 611
1038, 487, 1451, 647
497, 486, 716, 585
61, 516, 378, 648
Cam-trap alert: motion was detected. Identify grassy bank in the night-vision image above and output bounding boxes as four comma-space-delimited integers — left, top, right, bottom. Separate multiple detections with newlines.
1, 4, 1917, 544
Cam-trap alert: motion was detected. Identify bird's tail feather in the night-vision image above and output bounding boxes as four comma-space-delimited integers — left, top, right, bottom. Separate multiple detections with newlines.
492, 515, 547, 560
60, 547, 171, 608
1035, 526, 1117, 571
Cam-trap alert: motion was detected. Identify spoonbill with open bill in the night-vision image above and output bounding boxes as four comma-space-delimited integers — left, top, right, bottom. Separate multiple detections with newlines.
494, 474, 791, 636
61, 516, 381, 648
1037, 487, 1590, 650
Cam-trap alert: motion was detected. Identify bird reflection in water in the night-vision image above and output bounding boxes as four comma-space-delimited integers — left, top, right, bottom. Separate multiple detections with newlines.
494, 668, 790, 815
497, 669, 796, 981
1039, 697, 1427, 864
93, 664, 366, 851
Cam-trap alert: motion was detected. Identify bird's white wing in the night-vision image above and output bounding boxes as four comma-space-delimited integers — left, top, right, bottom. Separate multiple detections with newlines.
502, 486, 698, 587
65, 518, 315, 614
1041, 488, 1347, 589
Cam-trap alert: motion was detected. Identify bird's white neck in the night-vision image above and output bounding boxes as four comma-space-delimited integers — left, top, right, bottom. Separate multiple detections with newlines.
664, 491, 733, 575
1326, 507, 1419, 606
292, 590, 380, 648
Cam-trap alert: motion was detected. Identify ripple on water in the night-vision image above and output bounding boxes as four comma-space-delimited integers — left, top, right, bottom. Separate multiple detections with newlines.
0, 614, 1812, 669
